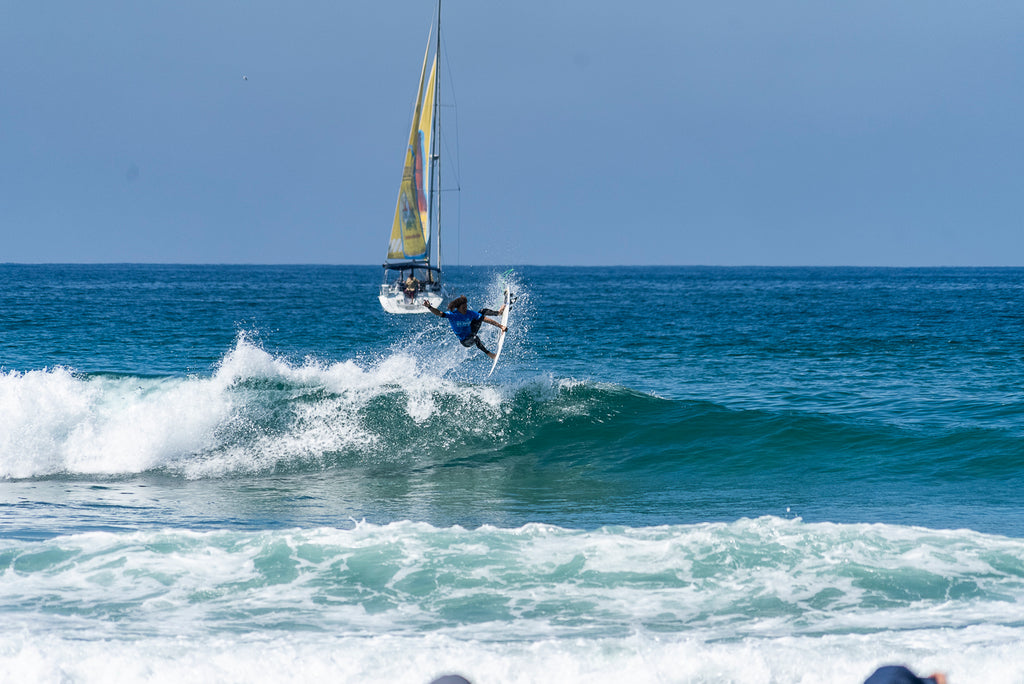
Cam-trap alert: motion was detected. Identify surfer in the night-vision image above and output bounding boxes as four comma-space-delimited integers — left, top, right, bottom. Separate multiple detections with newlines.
424, 295, 507, 360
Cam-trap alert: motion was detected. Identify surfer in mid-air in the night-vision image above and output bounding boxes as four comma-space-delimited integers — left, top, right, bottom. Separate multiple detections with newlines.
424, 295, 507, 360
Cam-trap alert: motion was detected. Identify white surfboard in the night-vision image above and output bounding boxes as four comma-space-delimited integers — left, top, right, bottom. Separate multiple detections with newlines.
487, 286, 511, 377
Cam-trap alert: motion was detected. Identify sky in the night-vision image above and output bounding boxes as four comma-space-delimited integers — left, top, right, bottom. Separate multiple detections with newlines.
2, 1, 1023, 266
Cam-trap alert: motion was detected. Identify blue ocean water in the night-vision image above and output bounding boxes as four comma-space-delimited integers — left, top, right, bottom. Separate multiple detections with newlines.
1, 265, 1023, 683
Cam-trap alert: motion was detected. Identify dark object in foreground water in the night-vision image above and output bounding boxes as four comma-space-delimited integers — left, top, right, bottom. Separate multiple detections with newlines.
429, 676, 471, 684
864, 665, 947, 684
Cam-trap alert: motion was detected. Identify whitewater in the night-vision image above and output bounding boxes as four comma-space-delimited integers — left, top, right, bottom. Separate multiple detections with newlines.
2, 265, 1023, 683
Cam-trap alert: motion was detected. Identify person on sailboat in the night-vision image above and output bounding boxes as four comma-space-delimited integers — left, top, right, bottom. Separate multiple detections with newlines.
403, 272, 420, 301
424, 295, 507, 360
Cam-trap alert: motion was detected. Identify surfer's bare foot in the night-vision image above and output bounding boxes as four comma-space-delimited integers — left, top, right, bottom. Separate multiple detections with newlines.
486, 351, 496, 360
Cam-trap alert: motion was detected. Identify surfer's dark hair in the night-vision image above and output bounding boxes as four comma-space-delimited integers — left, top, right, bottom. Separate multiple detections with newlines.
448, 296, 467, 311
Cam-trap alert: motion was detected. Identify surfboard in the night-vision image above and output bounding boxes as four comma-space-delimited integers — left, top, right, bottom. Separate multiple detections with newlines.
487, 286, 511, 377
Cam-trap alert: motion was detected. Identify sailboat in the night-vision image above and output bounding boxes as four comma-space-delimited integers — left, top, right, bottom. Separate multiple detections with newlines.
378, 1, 449, 314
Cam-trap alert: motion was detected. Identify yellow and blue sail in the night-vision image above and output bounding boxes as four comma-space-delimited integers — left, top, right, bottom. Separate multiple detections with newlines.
387, 40, 437, 261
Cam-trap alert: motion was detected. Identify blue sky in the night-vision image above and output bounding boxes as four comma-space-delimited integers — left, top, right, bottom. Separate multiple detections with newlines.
2, 1, 1022, 265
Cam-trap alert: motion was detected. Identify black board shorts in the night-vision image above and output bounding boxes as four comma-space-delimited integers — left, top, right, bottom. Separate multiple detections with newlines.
457, 308, 499, 351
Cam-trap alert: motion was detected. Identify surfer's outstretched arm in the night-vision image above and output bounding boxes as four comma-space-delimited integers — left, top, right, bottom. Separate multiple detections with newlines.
423, 301, 444, 317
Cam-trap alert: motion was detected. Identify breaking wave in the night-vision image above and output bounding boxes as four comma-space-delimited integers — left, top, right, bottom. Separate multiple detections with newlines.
3, 337, 1022, 484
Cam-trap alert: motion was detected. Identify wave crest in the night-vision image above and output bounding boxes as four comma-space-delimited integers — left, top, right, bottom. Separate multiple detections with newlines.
3, 336, 1021, 482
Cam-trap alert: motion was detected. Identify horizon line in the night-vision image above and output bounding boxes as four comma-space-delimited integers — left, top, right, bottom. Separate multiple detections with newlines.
2, 262, 1023, 269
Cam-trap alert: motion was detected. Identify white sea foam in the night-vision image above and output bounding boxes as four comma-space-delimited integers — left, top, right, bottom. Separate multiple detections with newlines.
1, 518, 1022, 684
4, 630, 1019, 684
0, 367, 231, 478
0, 606, 1021, 684
0, 336, 540, 479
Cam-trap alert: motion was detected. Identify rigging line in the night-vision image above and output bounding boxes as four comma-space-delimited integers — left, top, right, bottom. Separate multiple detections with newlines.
439, 32, 462, 191
458, 182, 461, 266
426, 0, 461, 267
436, 26, 462, 266
438, 121, 461, 267
438, 108, 461, 191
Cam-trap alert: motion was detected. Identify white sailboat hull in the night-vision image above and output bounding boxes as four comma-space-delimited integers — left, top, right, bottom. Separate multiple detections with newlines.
378, 284, 446, 314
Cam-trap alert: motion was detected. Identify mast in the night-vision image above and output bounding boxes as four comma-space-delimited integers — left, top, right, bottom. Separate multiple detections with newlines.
432, 0, 442, 274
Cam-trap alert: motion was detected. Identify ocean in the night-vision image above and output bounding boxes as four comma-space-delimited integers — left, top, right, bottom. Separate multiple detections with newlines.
1, 264, 1022, 683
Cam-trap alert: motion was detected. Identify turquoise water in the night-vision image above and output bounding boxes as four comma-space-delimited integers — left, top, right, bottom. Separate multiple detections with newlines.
1, 265, 1023, 682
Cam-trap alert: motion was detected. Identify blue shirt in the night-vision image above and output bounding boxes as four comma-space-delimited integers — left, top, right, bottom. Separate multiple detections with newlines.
442, 309, 482, 341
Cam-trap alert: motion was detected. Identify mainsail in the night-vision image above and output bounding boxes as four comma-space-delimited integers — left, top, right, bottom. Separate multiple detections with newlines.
377, 1, 449, 315
387, 41, 437, 261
